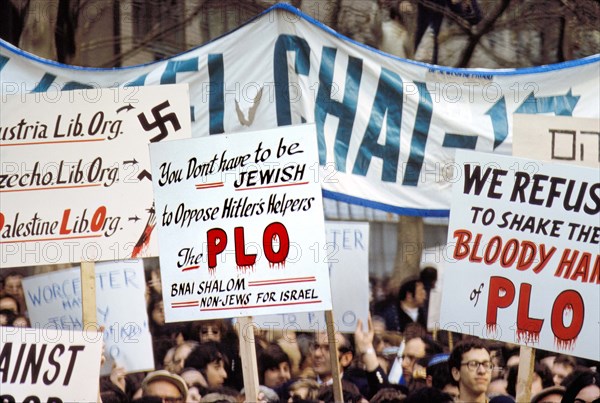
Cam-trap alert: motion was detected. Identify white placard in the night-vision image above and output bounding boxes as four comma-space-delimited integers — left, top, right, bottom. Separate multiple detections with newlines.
253, 221, 370, 333
440, 150, 599, 360
22, 260, 154, 374
150, 124, 332, 321
0, 85, 191, 267
0, 326, 102, 403
513, 114, 600, 168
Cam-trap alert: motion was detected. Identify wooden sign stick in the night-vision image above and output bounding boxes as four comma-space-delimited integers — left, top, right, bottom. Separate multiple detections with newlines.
81, 261, 97, 327
325, 310, 344, 403
516, 346, 536, 403
238, 316, 260, 402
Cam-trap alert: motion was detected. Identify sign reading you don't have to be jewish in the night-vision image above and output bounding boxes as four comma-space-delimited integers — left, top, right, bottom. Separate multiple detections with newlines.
150, 124, 332, 322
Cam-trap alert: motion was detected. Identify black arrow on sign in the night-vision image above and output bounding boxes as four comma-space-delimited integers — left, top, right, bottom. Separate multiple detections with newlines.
137, 170, 152, 181
117, 104, 135, 113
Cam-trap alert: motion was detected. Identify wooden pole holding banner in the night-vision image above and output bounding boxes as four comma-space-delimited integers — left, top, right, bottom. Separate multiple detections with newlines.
516, 346, 536, 403
238, 316, 260, 403
325, 310, 344, 403
81, 261, 97, 326
81, 261, 101, 403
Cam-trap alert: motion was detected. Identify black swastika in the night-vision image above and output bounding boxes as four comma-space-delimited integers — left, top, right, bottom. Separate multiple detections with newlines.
137, 100, 182, 142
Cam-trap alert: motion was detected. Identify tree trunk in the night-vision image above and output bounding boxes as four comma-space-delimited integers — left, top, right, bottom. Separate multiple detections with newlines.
18, 0, 59, 60
390, 215, 423, 294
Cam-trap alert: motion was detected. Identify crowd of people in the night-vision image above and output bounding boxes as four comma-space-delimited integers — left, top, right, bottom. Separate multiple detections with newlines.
1, 268, 599, 403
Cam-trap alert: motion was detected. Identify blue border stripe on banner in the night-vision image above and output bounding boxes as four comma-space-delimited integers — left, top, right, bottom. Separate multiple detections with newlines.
1, 3, 598, 75
322, 189, 450, 217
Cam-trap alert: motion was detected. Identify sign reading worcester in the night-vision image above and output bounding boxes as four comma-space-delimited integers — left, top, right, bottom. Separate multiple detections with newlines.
1, 4, 599, 216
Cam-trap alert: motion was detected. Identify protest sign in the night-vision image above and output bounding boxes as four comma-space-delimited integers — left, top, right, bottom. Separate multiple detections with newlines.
440, 150, 599, 360
0, 326, 102, 403
0, 85, 191, 268
513, 114, 600, 168
21, 260, 153, 374
254, 220, 369, 332
149, 124, 332, 321
2, 4, 598, 216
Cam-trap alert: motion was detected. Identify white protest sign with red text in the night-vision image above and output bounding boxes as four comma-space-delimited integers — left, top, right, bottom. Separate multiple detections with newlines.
440, 150, 599, 360
0, 85, 191, 267
149, 124, 332, 321
0, 326, 102, 403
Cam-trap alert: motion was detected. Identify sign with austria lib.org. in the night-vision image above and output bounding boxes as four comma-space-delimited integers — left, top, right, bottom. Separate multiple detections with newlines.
149, 124, 332, 321
0, 85, 191, 268
440, 150, 599, 361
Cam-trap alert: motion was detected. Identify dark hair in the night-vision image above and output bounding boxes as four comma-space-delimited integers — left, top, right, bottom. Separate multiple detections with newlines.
317, 380, 363, 403
554, 354, 577, 368
190, 319, 231, 343
562, 368, 600, 402
368, 387, 406, 403
403, 387, 453, 403
419, 267, 438, 290
506, 361, 553, 397
147, 293, 163, 327
0, 309, 17, 326
0, 292, 20, 314
2, 271, 23, 281
398, 277, 422, 302
448, 339, 490, 375
257, 343, 291, 384
427, 358, 454, 390
186, 341, 225, 375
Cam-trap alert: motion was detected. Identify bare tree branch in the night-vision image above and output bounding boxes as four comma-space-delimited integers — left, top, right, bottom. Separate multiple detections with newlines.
456, 0, 511, 68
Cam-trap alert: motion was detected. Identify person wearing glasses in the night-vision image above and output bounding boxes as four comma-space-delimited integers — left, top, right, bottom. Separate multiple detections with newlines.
448, 339, 493, 403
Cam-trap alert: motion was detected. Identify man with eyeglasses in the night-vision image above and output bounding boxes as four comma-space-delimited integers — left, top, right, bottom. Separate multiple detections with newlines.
448, 340, 492, 403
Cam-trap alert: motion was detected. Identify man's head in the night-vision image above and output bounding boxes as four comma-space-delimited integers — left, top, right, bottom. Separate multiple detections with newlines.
401, 337, 426, 383
3, 272, 24, 299
0, 292, 20, 314
191, 319, 227, 344
551, 354, 576, 386
427, 353, 459, 400
169, 341, 198, 374
142, 370, 188, 403
398, 278, 426, 308
310, 330, 353, 382
258, 343, 292, 389
185, 341, 228, 388
448, 340, 492, 399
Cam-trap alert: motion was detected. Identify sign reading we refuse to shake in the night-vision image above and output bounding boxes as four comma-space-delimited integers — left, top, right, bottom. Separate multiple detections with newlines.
149, 124, 332, 322
440, 150, 599, 360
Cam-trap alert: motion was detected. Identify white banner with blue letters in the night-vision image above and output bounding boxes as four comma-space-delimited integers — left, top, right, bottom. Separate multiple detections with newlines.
1, 4, 599, 216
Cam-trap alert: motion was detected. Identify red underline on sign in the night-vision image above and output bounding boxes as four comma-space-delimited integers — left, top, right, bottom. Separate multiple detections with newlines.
201, 300, 321, 311
235, 181, 309, 191
0, 234, 103, 244
195, 182, 223, 190
172, 301, 199, 308
0, 183, 102, 193
248, 276, 316, 286
0, 138, 106, 147
182, 265, 199, 272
